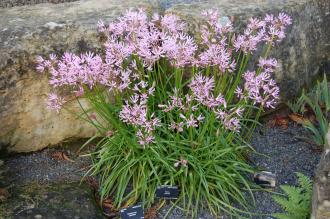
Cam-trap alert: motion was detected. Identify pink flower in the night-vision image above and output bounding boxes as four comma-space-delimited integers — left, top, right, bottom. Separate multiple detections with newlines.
258, 57, 278, 72
198, 44, 236, 72
74, 86, 84, 97
97, 20, 106, 32
264, 14, 274, 23
263, 13, 292, 44
242, 71, 280, 108
247, 18, 265, 30
161, 14, 186, 34
46, 93, 65, 113
278, 12, 292, 26
180, 114, 200, 128
90, 113, 97, 120
174, 157, 188, 168
202, 9, 219, 26
215, 109, 241, 132
224, 117, 241, 132
38, 9, 289, 142
106, 130, 113, 137
169, 121, 184, 132
158, 88, 184, 112
136, 129, 155, 146
186, 114, 198, 128
189, 73, 227, 109
162, 33, 197, 67
235, 87, 244, 99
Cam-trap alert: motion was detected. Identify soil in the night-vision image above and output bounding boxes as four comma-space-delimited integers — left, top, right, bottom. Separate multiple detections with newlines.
248, 122, 321, 219
0, 122, 321, 218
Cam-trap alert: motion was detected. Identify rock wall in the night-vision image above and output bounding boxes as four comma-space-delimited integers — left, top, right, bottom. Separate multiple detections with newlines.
0, 0, 329, 153
312, 151, 330, 219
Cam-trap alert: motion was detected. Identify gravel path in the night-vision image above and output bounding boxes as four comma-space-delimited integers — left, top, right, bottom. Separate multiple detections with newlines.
1, 147, 91, 187
0, 0, 78, 8
249, 122, 321, 219
0, 122, 321, 218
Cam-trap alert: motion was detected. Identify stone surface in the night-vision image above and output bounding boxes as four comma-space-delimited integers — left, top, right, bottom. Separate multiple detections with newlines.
0, 182, 106, 219
167, 0, 330, 100
0, 0, 329, 153
0, 146, 106, 219
312, 151, 330, 219
0, 0, 158, 153
0, 0, 77, 8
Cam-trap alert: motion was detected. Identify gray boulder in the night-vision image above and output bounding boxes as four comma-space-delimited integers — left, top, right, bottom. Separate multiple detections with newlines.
0, 0, 158, 153
0, 0, 329, 153
312, 151, 330, 219
166, 0, 330, 100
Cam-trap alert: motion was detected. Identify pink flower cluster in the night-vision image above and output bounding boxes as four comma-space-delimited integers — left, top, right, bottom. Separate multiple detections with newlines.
198, 10, 235, 71
119, 82, 161, 146
187, 74, 244, 131
236, 57, 280, 108
37, 9, 291, 146
233, 13, 292, 53
215, 107, 244, 132
189, 74, 227, 109
159, 73, 242, 132
158, 88, 205, 131
98, 9, 197, 68
46, 93, 65, 113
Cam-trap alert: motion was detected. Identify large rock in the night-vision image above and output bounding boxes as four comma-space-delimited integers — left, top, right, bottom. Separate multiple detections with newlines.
166, 0, 330, 100
0, 0, 329, 153
312, 151, 330, 219
0, 0, 158, 153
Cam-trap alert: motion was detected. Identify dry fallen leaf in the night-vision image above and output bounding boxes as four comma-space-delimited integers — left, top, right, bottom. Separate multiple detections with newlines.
145, 202, 162, 219
288, 113, 309, 125
91, 182, 117, 218
102, 197, 117, 218
102, 198, 114, 208
51, 151, 74, 162
277, 117, 289, 129
267, 115, 289, 129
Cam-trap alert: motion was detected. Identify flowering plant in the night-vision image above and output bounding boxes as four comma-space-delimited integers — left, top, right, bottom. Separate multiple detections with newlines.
37, 9, 291, 218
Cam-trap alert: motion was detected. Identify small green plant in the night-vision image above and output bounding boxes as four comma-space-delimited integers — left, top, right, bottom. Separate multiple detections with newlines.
272, 172, 312, 219
287, 93, 305, 114
303, 105, 328, 147
288, 74, 330, 146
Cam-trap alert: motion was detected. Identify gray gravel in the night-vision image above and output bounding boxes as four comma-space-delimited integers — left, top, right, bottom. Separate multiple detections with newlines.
0, 0, 78, 8
2, 148, 91, 187
249, 122, 321, 219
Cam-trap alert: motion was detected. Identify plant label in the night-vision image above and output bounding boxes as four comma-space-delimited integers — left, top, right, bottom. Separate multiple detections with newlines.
254, 171, 276, 188
120, 204, 144, 219
156, 185, 179, 199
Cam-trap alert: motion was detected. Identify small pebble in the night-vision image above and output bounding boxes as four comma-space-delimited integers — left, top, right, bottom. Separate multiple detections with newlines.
34, 214, 42, 219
